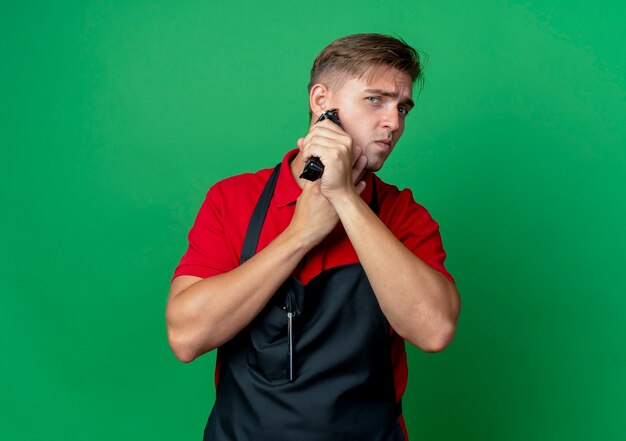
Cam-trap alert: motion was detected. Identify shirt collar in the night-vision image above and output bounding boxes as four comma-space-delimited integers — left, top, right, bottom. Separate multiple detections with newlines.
272, 148, 374, 208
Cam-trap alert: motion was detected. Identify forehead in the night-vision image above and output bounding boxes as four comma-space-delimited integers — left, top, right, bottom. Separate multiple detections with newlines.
335, 67, 413, 99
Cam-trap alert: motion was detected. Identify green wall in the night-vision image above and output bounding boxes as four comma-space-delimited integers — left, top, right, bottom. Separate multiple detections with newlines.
2, 1, 625, 440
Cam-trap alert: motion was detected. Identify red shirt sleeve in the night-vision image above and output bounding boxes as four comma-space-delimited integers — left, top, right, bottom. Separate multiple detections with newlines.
173, 184, 240, 279
172, 167, 274, 280
377, 179, 455, 284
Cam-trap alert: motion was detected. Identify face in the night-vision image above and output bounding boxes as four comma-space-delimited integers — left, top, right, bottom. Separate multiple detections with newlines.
325, 67, 414, 172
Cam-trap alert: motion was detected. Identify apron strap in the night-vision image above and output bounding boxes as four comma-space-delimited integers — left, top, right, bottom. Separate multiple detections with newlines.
369, 175, 378, 215
240, 164, 281, 264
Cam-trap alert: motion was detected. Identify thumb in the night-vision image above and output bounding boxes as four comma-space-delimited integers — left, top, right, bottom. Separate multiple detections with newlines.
355, 180, 366, 195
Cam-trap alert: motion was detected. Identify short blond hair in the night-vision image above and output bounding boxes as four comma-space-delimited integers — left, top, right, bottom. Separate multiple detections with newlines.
308, 33, 423, 93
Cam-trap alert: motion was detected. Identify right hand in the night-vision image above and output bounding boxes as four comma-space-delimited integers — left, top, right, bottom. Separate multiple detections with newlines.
288, 179, 338, 248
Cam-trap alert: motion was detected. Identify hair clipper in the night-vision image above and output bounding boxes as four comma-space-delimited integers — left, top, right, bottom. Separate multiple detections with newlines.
299, 109, 342, 181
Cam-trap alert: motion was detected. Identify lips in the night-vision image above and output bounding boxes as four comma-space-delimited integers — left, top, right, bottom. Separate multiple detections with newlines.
375, 139, 392, 151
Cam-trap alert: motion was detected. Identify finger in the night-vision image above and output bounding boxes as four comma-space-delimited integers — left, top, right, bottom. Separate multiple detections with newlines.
302, 123, 349, 148
301, 140, 350, 165
300, 178, 314, 192
314, 119, 346, 135
300, 178, 322, 195
297, 138, 304, 150
351, 146, 363, 166
355, 180, 366, 195
352, 154, 368, 184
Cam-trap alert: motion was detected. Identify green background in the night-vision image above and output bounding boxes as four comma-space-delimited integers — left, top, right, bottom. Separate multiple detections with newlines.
2, 1, 625, 440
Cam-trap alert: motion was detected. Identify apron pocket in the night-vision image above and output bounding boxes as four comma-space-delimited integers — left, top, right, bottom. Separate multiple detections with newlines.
247, 304, 289, 382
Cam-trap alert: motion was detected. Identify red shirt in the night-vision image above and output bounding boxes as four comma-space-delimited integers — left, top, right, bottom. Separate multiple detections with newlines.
174, 149, 453, 284
174, 149, 454, 439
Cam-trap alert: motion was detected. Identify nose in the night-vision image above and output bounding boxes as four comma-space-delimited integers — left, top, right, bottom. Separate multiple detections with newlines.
381, 106, 401, 132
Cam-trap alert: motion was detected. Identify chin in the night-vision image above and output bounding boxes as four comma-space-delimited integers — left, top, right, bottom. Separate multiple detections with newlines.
366, 162, 384, 173
363, 148, 392, 173
365, 155, 388, 172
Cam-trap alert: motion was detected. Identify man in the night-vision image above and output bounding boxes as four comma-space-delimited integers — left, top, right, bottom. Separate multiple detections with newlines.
167, 33, 460, 441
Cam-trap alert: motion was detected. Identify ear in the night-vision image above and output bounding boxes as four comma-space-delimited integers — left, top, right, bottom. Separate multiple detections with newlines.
309, 83, 331, 121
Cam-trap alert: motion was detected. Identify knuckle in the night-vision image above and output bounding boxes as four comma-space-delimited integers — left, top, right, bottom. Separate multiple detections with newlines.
311, 134, 324, 145
310, 125, 323, 135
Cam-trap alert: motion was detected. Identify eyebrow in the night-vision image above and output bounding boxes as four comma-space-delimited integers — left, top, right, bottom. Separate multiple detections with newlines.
363, 88, 415, 109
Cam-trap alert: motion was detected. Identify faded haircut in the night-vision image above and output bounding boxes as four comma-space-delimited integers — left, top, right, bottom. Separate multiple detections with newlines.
308, 33, 424, 94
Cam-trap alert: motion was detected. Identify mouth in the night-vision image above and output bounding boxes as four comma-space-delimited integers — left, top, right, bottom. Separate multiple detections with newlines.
375, 139, 392, 152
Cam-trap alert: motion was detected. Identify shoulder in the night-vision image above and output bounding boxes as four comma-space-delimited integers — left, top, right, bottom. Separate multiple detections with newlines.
206, 166, 275, 207
373, 175, 445, 250
191, 165, 276, 232
211, 166, 274, 194
374, 175, 435, 224
373, 175, 454, 283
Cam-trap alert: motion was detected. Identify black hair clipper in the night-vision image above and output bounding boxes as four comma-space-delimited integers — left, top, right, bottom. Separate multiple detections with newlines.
299, 109, 342, 181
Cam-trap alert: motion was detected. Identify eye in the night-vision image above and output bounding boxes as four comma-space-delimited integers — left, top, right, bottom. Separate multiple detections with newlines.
366, 96, 381, 104
398, 106, 409, 118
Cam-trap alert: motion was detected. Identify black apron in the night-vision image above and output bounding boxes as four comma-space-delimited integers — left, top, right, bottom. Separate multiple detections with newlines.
203, 165, 405, 441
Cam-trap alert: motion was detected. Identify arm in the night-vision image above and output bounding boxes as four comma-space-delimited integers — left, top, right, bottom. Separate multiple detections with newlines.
167, 224, 311, 363
299, 123, 460, 352
330, 190, 460, 352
